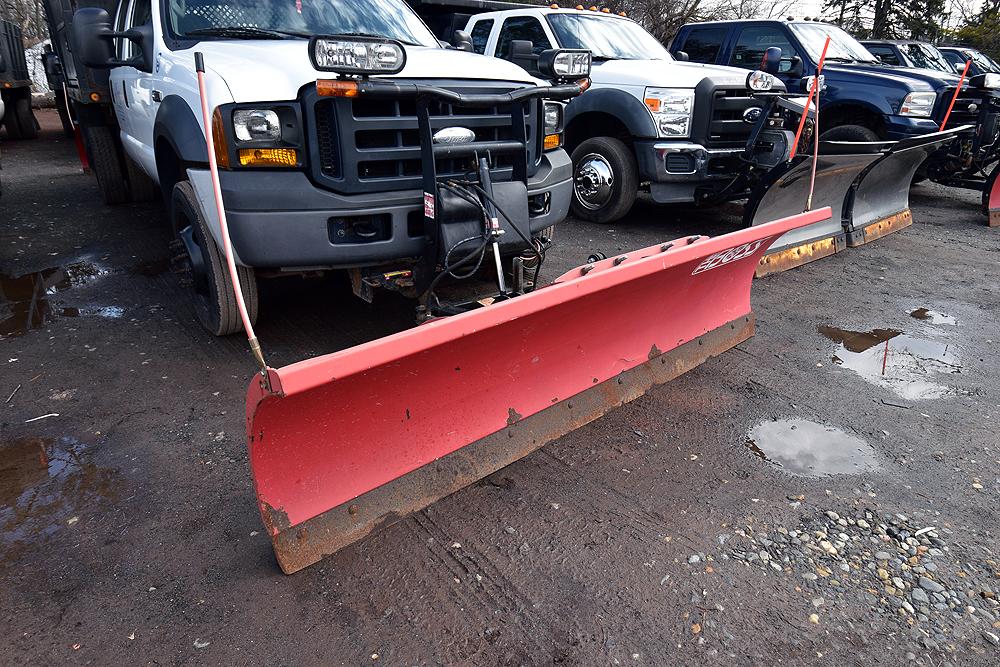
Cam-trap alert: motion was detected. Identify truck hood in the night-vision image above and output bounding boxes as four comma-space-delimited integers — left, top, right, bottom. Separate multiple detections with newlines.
825, 63, 960, 92
189, 41, 539, 102
591, 58, 760, 88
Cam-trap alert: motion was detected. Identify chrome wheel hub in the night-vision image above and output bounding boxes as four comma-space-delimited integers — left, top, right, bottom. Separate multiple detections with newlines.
574, 154, 614, 210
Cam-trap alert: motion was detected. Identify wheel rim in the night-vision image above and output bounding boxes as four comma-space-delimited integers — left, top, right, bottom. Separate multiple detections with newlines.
573, 153, 615, 211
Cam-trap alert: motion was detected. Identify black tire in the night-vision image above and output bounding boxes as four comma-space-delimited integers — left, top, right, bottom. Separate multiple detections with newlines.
125, 154, 159, 202
13, 96, 38, 140
171, 181, 259, 336
819, 124, 880, 142
83, 125, 129, 205
2, 94, 24, 139
570, 137, 638, 224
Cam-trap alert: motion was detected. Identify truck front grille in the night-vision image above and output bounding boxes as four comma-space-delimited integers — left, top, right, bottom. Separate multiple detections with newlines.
707, 88, 759, 148
936, 87, 984, 130
306, 81, 540, 195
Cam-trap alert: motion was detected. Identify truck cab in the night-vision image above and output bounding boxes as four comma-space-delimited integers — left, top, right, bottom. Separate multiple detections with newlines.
439, 5, 783, 223
940, 46, 1000, 77
671, 19, 969, 143
72, 0, 578, 335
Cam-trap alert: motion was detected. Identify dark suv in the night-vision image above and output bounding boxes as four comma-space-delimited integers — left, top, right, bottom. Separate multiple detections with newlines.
670, 19, 969, 142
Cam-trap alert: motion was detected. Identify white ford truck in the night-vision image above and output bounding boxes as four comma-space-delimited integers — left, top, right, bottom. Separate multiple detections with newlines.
70, 0, 585, 334
417, 3, 784, 223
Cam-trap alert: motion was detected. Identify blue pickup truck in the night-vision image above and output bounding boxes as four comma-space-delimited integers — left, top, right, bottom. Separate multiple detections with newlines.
670, 19, 975, 143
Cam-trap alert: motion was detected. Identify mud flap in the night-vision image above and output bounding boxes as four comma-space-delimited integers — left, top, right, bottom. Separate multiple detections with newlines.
986, 160, 1000, 228
246, 208, 831, 573
844, 130, 963, 246
746, 149, 882, 277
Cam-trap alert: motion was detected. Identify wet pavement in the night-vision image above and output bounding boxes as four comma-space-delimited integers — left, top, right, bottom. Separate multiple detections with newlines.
2, 111, 999, 666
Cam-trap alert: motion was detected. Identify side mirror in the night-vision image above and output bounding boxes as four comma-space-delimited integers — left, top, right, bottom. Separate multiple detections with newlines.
954, 62, 965, 73
452, 29, 473, 52
42, 51, 62, 76
786, 56, 803, 78
760, 46, 782, 75
508, 39, 536, 73
675, 51, 689, 62
71, 7, 153, 73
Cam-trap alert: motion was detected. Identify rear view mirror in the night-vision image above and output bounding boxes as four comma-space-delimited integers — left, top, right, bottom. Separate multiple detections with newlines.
954, 62, 965, 73
675, 51, 689, 62
785, 56, 803, 77
452, 29, 473, 52
71, 7, 153, 73
760, 46, 782, 75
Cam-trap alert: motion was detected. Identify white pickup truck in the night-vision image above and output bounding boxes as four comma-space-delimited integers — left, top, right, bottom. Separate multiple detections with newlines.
434, 4, 783, 223
70, 0, 583, 334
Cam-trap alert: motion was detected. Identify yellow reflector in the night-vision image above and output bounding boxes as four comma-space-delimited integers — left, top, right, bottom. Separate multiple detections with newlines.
238, 148, 298, 167
212, 108, 230, 169
543, 134, 562, 150
3, 82, 12, 88
89, 91, 101, 101
644, 97, 661, 112
316, 79, 360, 97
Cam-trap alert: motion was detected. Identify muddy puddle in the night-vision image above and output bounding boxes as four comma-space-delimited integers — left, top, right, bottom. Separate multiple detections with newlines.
0, 261, 116, 336
747, 419, 880, 476
909, 308, 957, 325
818, 325, 961, 400
1, 437, 120, 559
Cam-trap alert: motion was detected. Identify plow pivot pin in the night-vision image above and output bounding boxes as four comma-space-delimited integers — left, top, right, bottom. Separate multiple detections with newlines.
660, 243, 674, 252
686, 236, 701, 244
613, 256, 627, 265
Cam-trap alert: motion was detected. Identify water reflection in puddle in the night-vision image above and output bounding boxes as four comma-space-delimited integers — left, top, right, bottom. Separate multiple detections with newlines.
818, 325, 961, 400
909, 308, 957, 325
747, 419, 880, 477
1, 437, 120, 559
0, 261, 115, 335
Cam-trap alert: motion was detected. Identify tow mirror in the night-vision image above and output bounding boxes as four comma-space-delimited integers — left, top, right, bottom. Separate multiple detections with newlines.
760, 46, 782, 75
71, 8, 154, 73
452, 29, 473, 52
786, 56, 803, 77
675, 51, 689, 62
508, 39, 536, 73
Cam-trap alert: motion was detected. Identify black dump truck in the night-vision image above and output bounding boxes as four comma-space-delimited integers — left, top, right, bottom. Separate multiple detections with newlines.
1, 18, 38, 140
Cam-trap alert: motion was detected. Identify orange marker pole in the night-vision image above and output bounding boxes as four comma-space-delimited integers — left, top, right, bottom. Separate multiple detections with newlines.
789, 36, 831, 160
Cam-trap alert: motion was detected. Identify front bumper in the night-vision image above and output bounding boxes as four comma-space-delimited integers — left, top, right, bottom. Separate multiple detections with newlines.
634, 140, 745, 203
190, 150, 572, 269
884, 115, 943, 141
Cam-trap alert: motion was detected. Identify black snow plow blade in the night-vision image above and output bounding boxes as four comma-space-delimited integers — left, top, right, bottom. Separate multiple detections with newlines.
747, 130, 963, 276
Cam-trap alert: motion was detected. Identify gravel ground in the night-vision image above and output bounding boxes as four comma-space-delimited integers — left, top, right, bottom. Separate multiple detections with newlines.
1, 111, 999, 666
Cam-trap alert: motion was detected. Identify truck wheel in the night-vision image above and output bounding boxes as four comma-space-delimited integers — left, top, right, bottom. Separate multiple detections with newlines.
171, 181, 258, 337
2, 95, 24, 139
83, 125, 129, 204
13, 96, 38, 140
819, 124, 880, 142
125, 154, 159, 202
570, 137, 638, 224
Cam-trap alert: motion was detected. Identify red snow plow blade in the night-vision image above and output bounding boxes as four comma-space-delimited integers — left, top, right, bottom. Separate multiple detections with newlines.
987, 162, 1000, 227
247, 208, 830, 573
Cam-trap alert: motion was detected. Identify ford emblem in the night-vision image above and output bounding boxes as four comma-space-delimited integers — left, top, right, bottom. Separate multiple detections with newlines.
743, 107, 763, 124
432, 126, 476, 145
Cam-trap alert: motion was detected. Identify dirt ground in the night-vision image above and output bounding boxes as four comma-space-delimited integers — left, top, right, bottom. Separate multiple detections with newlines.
1, 111, 999, 666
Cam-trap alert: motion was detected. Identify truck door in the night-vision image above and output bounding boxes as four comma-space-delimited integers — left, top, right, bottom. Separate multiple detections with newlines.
728, 25, 803, 90
113, 0, 157, 177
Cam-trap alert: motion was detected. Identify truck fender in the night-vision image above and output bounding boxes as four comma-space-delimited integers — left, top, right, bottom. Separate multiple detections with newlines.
564, 88, 657, 139
154, 95, 208, 166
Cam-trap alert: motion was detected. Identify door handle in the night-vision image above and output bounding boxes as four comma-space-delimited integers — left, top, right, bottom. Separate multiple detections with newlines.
151, 90, 162, 103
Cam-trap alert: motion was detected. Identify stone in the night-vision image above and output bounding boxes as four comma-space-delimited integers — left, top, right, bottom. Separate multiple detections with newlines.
920, 577, 945, 593
912, 589, 930, 604
875, 551, 891, 561
688, 555, 701, 564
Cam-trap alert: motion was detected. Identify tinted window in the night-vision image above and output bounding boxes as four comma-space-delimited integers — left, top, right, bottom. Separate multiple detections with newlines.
497, 16, 552, 58
729, 26, 797, 70
470, 19, 493, 54
125, 0, 150, 58
866, 44, 900, 65
681, 26, 727, 63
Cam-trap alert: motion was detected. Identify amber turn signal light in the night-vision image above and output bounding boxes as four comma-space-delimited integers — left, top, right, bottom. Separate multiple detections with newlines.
543, 134, 562, 150
238, 147, 298, 167
316, 80, 360, 97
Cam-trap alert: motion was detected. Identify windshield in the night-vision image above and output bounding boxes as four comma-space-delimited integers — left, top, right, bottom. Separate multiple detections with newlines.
547, 13, 671, 60
789, 23, 877, 63
903, 43, 950, 72
968, 49, 1000, 72
167, 0, 439, 46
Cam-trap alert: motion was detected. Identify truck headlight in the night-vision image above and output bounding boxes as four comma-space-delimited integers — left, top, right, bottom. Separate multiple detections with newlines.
644, 88, 694, 138
746, 70, 776, 92
543, 102, 564, 150
900, 92, 936, 117
310, 35, 406, 75
233, 109, 281, 142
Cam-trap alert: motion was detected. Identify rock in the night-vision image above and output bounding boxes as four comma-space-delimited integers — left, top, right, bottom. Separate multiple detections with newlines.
920, 577, 945, 593
770, 561, 783, 573
875, 551, 891, 561
840, 563, 851, 573
820, 540, 838, 555
912, 589, 930, 604
857, 519, 871, 530
826, 511, 840, 521
893, 577, 905, 590
803, 572, 818, 581
982, 631, 999, 647
688, 555, 701, 564
902, 601, 915, 615
877, 568, 890, 581
809, 613, 820, 624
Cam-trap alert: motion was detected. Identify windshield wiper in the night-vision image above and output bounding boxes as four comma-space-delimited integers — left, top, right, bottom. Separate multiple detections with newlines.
186, 26, 308, 40
591, 55, 620, 62
822, 56, 856, 62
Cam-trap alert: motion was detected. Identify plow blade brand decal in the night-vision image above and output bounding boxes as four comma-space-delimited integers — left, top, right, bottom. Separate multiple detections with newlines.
747, 147, 883, 276
246, 209, 831, 573
844, 129, 963, 246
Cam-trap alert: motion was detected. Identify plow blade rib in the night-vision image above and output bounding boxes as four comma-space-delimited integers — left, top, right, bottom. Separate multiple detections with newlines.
845, 130, 962, 246
247, 209, 831, 573
747, 150, 881, 276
